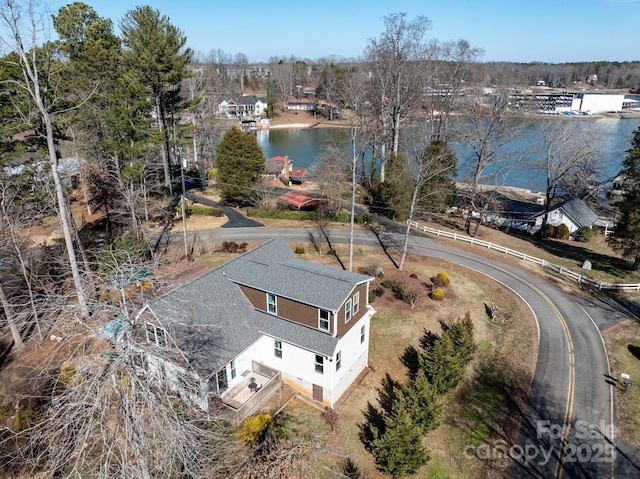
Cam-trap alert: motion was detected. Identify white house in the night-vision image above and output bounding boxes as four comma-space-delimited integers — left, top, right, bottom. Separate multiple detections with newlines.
132, 238, 375, 424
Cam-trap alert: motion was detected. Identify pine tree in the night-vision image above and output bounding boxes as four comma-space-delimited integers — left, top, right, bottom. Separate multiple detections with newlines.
607, 126, 640, 270
397, 370, 442, 435
420, 333, 466, 395
215, 127, 266, 204
371, 401, 429, 478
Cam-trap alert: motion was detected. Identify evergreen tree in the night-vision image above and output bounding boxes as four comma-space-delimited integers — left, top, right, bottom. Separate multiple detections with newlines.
370, 400, 429, 478
215, 127, 266, 204
607, 126, 640, 270
372, 153, 412, 220
397, 370, 442, 435
420, 332, 466, 395
120, 6, 193, 186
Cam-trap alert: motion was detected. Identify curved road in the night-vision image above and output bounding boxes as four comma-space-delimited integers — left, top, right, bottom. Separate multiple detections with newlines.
171, 223, 640, 477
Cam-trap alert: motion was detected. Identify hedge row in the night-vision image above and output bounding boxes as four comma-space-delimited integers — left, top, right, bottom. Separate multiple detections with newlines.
175, 204, 225, 217
246, 208, 371, 224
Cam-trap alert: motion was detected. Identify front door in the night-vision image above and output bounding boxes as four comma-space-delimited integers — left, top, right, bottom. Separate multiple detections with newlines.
312, 384, 323, 403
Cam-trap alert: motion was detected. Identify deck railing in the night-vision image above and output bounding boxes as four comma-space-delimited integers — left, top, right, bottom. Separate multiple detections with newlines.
408, 219, 640, 292
216, 364, 282, 426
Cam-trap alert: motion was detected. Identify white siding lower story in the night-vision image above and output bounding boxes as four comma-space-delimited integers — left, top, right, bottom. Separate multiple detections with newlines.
250, 306, 374, 408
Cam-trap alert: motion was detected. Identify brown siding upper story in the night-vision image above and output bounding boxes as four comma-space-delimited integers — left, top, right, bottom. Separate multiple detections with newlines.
336, 282, 369, 337
238, 284, 335, 333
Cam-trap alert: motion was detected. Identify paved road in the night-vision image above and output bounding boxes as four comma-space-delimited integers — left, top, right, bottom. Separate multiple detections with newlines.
169, 224, 640, 477
185, 192, 263, 228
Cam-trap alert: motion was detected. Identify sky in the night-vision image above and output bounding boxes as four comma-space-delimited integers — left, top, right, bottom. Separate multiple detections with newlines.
43, 0, 640, 64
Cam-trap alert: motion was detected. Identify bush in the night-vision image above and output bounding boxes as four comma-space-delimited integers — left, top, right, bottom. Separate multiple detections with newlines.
391, 281, 405, 297
294, 245, 305, 254
381, 279, 394, 289
11, 407, 34, 432
403, 288, 420, 308
368, 290, 376, 303
556, 223, 570, 240
220, 241, 248, 253
235, 413, 273, 443
374, 286, 386, 297
577, 225, 598, 242
323, 408, 339, 431
436, 272, 450, 287
431, 288, 445, 301
543, 223, 554, 238
176, 204, 224, 216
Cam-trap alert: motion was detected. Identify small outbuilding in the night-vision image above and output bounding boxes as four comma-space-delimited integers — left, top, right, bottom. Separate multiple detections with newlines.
277, 190, 327, 210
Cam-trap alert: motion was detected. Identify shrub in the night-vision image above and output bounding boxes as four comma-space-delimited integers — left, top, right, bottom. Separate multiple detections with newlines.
220, 241, 248, 253
327, 248, 336, 256
391, 281, 405, 297
11, 407, 34, 432
323, 407, 339, 431
577, 225, 598, 242
543, 223, 554, 238
374, 286, 386, 297
556, 223, 570, 240
368, 291, 376, 303
381, 279, 394, 289
294, 245, 305, 254
409, 273, 418, 279
436, 272, 450, 287
403, 288, 420, 308
431, 288, 445, 301
235, 413, 273, 443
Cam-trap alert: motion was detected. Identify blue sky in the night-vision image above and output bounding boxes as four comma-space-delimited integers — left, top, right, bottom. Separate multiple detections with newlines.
45, 0, 640, 63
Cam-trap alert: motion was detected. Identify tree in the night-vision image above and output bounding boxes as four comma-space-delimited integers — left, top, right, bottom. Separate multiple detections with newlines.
457, 89, 529, 237
371, 153, 412, 220
534, 119, 600, 237
120, 6, 193, 187
607, 126, 640, 270
370, 397, 429, 478
215, 127, 266, 204
0, 0, 89, 318
399, 139, 457, 270
365, 12, 433, 182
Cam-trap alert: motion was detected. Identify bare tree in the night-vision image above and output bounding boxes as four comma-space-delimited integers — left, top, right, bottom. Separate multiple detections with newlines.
268, 57, 294, 112
365, 12, 433, 181
1, 253, 240, 478
533, 119, 601, 236
0, 0, 89, 318
456, 88, 530, 236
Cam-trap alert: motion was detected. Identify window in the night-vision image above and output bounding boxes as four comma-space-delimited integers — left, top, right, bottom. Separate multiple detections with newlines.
336, 351, 341, 371
274, 340, 282, 358
230, 359, 237, 380
353, 292, 360, 315
132, 353, 148, 371
267, 292, 277, 314
315, 355, 324, 374
345, 299, 352, 322
360, 324, 366, 344
145, 323, 167, 348
319, 309, 330, 331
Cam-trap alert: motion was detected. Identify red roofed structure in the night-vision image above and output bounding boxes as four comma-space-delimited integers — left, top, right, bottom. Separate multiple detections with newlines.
277, 190, 328, 210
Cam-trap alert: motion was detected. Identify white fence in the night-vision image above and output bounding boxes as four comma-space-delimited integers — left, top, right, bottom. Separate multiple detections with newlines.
408, 220, 640, 292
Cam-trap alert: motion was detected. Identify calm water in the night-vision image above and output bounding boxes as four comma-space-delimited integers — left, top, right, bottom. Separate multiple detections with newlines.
256, 117, 640, 193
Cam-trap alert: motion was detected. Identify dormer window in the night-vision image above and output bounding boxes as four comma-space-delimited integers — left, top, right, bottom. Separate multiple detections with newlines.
145, 323, 167, 348
267, 292, 277, 314
319, 309, 330, 331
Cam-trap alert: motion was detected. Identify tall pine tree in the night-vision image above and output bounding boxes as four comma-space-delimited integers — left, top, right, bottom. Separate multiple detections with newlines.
608, 126, 640, 270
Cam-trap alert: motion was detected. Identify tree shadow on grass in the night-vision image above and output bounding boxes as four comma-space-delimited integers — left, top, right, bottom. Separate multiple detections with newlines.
507, 229, 635, 279
628, 344, 640, 361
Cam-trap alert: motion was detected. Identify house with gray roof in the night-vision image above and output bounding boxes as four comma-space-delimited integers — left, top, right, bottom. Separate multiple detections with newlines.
134, 237, 375, 424
531, 197, 598, 237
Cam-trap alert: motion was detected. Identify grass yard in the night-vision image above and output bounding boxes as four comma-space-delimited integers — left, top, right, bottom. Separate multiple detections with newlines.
271, 246, 538, 479
602, 320, 640, 446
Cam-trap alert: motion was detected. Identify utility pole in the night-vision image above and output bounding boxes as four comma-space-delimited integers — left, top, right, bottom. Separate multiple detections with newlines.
179, 147, 188, 259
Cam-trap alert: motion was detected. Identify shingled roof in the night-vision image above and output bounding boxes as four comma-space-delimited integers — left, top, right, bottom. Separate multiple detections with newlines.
145, 237, 370, 376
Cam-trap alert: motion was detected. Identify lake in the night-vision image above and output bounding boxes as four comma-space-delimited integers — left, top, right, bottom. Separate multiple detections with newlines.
256, 116, 640, 193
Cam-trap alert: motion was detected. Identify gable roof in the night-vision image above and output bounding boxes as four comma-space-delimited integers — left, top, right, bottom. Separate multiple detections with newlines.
553, 197, 598, 229
145, 237, 371, 376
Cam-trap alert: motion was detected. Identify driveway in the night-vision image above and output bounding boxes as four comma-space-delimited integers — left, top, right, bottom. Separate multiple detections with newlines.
185, 192, 263, 228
